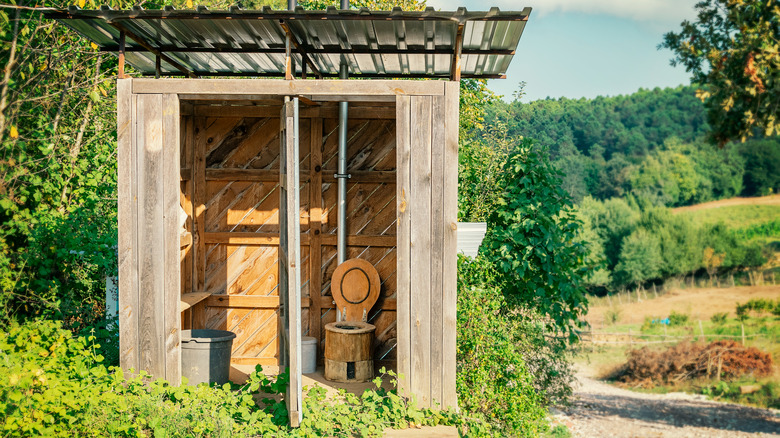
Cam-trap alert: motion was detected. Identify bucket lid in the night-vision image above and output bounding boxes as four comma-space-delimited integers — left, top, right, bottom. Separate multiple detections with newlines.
301, 336, 317, 345
181, 329, 237, 343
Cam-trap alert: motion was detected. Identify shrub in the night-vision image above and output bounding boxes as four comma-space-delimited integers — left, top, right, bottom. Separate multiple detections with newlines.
605, 307, 622, 325
480, 141, 590, 339
668, 310, 690, 326
710, 312, 729, 325
458, 255, 575, 407
702, 381, 780, 409
457, 285, 550, 437
0, 320, 463, 438
2, 201, 117, 327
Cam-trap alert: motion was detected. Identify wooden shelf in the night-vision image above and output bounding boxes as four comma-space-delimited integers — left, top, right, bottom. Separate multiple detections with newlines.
180, 292, 210, 312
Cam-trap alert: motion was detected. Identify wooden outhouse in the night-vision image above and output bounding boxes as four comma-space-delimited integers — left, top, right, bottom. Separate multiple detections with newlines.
48, 5, 530, 421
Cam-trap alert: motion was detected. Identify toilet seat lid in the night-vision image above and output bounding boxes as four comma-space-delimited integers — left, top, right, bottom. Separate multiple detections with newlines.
331, 258, 380, 321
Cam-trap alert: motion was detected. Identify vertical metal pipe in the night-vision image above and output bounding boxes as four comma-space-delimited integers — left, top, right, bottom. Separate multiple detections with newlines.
288, 0, 296, 10
337, 63, 348, 265
336, 0, 350, 265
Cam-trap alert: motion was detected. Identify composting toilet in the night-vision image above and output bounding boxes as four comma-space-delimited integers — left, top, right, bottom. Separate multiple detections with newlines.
323, 258, 380, 382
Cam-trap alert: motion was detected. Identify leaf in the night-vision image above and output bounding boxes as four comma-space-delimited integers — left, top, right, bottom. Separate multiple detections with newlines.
187, 0, 194, 8
90, 42, 98, 50
78, 0, 86, 8
9, 125, 18, 138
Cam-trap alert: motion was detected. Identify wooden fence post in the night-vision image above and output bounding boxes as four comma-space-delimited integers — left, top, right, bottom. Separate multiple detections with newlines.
699, 320, 705, 342
741, 324, 746, 345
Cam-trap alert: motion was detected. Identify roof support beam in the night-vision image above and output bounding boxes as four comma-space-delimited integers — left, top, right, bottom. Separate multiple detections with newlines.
144, 71, 506, 79
117, 30, 127, 79
106, 21, 198, 78
101, 46, 515, 56
279, 20, 322, 79
449, 23, 464, 81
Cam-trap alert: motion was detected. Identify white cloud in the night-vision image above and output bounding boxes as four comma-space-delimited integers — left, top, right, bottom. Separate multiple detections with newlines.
427, 0, 698, 26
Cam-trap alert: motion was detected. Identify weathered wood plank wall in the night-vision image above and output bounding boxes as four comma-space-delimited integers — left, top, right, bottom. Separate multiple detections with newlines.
181, 103, 398, 367
394, 83, 459, 410
118, 84, 181, 381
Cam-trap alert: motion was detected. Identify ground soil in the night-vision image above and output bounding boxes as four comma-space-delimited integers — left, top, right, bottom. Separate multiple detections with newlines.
553, 366, 780, 438
672, 194, 780, 213
587, 285, 780, 327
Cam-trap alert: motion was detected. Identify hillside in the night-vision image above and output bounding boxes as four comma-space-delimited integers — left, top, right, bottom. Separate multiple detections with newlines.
471, 86, 779, 205
483, 85, 709, 160
672, 194, 780, 213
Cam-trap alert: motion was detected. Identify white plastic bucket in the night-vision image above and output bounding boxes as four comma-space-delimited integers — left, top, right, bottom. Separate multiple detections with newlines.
302, 336, 317, 374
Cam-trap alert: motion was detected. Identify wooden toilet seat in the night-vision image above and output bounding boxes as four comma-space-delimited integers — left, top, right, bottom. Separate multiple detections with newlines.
330, 258, 380, 322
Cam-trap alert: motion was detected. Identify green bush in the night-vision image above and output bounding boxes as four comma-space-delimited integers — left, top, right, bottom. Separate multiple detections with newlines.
458, 255, 575, 407
702, 381, 780, 409
0, 320, 464, 438
457, 285, 549, 437
480, 141, 590, 339
710, 312, 729, 325
668, 310, 690, 326
736, 299, 780, 320
605, 306, 622, 325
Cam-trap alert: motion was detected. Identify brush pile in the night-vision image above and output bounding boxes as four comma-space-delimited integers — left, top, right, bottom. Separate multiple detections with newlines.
612, 340, 773, 387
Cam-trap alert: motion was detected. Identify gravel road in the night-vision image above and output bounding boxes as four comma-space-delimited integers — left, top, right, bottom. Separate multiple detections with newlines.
551, 373, 780, 438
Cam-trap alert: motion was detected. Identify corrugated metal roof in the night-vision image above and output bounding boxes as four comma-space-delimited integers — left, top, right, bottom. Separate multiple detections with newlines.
457, 222, 488, 258
44, 6, 530, 79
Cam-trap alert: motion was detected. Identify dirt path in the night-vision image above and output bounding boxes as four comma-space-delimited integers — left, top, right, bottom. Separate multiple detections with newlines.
552, 371, 780, 437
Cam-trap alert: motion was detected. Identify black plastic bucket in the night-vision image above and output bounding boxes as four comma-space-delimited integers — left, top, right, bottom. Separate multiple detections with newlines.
181, 329, 236, 386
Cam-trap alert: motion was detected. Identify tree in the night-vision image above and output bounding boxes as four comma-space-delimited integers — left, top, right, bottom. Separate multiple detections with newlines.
639, 208, 703, 280
480, 141, 589, 339
578, 197, 639, 270
703, 247, 725, 285
614, 229, 663, 288
740, 138, 780, 195
661, 0, 780, 145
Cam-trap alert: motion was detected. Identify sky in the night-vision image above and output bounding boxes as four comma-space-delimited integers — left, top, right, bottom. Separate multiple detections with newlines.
426, 0, 699, 102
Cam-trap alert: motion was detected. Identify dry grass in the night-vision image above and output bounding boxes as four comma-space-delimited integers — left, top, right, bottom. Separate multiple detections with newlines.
587, 285, 780, 328
672, 194, 780, 213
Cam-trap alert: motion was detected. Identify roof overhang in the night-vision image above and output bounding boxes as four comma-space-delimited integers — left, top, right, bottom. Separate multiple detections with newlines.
44, 6, 531, 80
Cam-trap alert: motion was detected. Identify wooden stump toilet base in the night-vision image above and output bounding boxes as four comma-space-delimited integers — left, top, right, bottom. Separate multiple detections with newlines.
323, 321, 376, 383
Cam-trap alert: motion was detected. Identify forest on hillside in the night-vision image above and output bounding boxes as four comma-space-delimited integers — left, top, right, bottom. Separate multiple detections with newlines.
469, 86, 779, 207
461, 85, 780, 294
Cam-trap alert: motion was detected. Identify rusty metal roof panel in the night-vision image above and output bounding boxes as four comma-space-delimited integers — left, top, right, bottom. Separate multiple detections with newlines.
45, 6, 530, 79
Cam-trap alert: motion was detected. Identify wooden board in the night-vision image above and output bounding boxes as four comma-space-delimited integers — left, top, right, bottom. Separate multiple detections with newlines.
133, 79, 445, 97
279, 98, 303, 427
441, 82, 460, 409
429, 93, 445, 404
409, 95, 432, 407
162, 93, 182, 383
136, 94, 165, 378
395, 95, 412, 394
117, 79, 139, 372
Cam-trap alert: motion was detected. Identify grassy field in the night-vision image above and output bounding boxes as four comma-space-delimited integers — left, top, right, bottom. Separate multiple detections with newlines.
672, 195, 780, 247
672, 194, 780, 214
577, 285, 780, 408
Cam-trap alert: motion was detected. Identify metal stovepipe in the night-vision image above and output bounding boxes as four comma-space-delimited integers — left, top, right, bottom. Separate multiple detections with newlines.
337, 62, 349, 265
